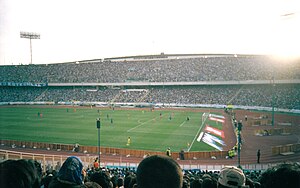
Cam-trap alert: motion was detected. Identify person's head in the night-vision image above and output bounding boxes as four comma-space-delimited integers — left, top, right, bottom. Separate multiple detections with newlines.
259, 162, 300, 188
190, 178, 202, 188
182, 178, 190, 188
135, 155, 183, 188
57, 156, 84, 185
41, 174, 54, 188
90, 170, 113, 188
128, 176, 137, 188
110, 175, 118, 188
124, 173, 136, 188
0, 159, 42, 188
202, 174, 217, 188
218, 166, 246, 188
117, 177, 124, 187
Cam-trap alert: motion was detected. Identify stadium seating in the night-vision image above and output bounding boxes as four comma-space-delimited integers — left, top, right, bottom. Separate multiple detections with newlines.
0, 55, 299, 83
1, 84, 299, 109
0, 55, 299, 109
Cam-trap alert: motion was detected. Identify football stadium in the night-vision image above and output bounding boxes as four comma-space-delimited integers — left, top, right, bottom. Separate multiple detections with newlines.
1, 54, 299, 163
1, 1, 300, 187
1, 55, 300, 187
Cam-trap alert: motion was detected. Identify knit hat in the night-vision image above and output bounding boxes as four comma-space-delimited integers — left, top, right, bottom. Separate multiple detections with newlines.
57, 156, 84, 185
218, 166, 246, 188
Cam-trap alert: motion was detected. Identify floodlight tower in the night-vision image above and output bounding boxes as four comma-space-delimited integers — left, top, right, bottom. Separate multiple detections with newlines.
96, 118, 101, 165
271, 75, 275, 126
20, 31, 40, 64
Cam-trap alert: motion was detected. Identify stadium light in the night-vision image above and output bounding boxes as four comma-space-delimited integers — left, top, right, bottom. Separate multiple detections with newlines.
96, 118, 101, 165
271, 76, 275, 126
20, 31, 40, 64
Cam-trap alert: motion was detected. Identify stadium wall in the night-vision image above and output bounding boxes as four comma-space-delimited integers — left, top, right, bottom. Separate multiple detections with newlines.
0, 139, 228, 160
3, 139, 299, 159
46, 79, 300, 87
0, 149, 280, 172
1, 101, 299, 114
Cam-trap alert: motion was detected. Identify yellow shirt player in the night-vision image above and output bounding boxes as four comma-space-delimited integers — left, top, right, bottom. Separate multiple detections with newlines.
166, 147, 171, 157
127, 137, 131, 146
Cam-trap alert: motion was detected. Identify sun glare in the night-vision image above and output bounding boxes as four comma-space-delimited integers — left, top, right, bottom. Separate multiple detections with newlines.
269, 11, 300, 61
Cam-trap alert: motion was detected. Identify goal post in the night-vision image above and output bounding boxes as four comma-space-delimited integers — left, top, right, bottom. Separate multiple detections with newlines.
202, 112, 209, 123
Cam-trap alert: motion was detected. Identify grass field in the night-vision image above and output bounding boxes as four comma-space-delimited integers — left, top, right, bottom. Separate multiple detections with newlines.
0, 106, 225, 152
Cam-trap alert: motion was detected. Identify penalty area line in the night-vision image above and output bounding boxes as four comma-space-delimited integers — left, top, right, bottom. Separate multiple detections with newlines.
127, 117, 158, 132
187, 114, 208, 152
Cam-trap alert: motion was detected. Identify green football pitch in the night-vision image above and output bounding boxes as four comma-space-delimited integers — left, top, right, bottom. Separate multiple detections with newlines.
0, 106, 224, 152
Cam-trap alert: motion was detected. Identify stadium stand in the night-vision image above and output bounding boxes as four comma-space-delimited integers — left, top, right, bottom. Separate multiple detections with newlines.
0, 55, 299, 110
1, 84, 299, 109
0, 55, 299, 83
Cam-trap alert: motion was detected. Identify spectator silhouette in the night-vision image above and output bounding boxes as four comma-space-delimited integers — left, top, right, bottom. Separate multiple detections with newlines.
259, 163, 300, 188
202, 174, 217, 188
257, 149, 261, 164
124, 173, 136, 188
0, 159, 42, 188
49, 156, 86, 188
90, 170, 113, 188
134, 155, 183, 188
117, 177, 124, 188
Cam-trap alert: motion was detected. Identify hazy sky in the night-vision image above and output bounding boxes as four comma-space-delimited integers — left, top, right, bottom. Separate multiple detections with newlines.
0, 0, 299, 65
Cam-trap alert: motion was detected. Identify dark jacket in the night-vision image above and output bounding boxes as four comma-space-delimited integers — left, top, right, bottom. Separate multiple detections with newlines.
49, 177, 87, 188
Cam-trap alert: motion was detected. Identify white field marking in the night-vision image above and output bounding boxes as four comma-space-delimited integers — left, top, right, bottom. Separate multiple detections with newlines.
179, 121, 186, 127
127, 116, 159, 132
187, 114, 209, 152
196, 132, 204, 142
128, 130, 193, 137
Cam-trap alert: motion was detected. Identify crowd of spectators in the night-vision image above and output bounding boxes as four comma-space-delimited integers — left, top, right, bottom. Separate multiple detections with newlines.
0, 55, 299, 109
1, 84, 299, 109
0, 87, 45, 102
1, 155, 299, 188
0, 55, 299, 83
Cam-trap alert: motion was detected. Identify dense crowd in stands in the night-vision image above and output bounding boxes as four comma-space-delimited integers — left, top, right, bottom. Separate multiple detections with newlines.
0, 55, 299, 109
1, 155, 299, 188
1, 84, 299, 109
0, 56, 299, 83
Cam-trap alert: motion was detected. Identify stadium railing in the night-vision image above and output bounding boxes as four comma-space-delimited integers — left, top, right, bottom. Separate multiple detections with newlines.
0, 149, 279, 172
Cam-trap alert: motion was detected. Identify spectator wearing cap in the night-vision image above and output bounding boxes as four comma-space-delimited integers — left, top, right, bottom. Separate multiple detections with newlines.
134, 155, 183, 188
218, 166, 246, 188
49, 156, 86, 188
